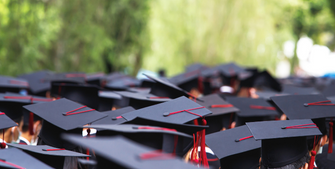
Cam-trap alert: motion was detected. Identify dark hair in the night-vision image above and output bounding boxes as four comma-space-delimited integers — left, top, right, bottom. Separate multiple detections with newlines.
260, 152, 310, 169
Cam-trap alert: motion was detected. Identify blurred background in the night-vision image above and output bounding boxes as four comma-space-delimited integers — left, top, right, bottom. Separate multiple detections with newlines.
1, 0, 335, 78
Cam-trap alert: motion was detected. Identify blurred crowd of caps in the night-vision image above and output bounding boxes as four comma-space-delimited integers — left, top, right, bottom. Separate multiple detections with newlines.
0, 62, 335, 168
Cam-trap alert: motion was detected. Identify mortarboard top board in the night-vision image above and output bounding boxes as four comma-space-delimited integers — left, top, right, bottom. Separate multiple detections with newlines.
253, 70, 282, 92
322, 82, 335, 97
18, 70, 53, 96
143, 74, 194, 99
0, 96, 29, 123
196, 94, 239, 133
91, 106, 135, 125
0, 92, 54, 104
0, 76, 29, 93
121, 96, 212, 124
246, 119, 321, 168
270, 94, 335, 121
0, 148, 52, 169
42, 72, 86, 84
281, 84, 319, 95
63, 135, 203, 169
206, 125, 261, 169
140, 78, 156, 88
226, 97, 280, 127
7, 143, 89, 169
226, 97, 279, 117
218, 62, 251, 80
0, 112, 17, 130
23, 98, 107, 149
169, 66, 207, 92
51, 83, 100, 110
114, 91, 171, 109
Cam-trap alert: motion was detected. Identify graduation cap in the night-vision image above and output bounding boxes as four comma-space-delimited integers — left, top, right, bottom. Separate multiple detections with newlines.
98, 91, 122, 111
51, 83, 100, 110
140, 78, 156, 88
185, 63, 207, 73
103, 73, 140, 90
23, 98, 107, 150
114, 91, 171, 109
169, 67, 206, 92
121, 96, 212, 124
206, 125, 261, 169
143, 74, 195, 99
226, 97, 280, 127
91, 106, 135, 125
63, 135, 202, 169
196, 94, 239, 133
0, 95, 30, 123
281, 85, 319, 95
271, 94, 335, 153
0, 148, 52, 169
246, 119, 322, 168
252, 70, 282, 92
18, 70, 53, 96
7, 143, 89, 169
0, 112, 18, 148
0, 76, 29, 93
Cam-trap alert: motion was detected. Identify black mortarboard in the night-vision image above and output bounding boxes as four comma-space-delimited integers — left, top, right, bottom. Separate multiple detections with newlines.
143, 74, 195, 99
226, 97, 280, 126
103, 73, 140, 90
246, 119, 322, 168
0, 112, 17, 130
0, 148, 52, 169
23, 98, 107, 149
7, 143, 89, 169
270, 94, 335, 131
185, 63, 207, 73
121, 96, 212, 124
206, 125, 261, 169
63, 135, 202, 169
115, 91, 171, 109
98, 91, 122, 111
0, 95, 30, 123
18, 70, 53, 96
169, 67, 206, 92
140, 78, 156, 88
86, 124, 192, 156
196, 94, 239, 133
0, 76, 29, 93
253, 70, 282, 92
281, 85, 319, 95
91, 106, 135, 125
271, 94, 335, 152
51, 83, 100, 110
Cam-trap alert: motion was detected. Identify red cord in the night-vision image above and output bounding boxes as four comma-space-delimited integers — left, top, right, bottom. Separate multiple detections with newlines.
249, 105, 276, 110
282, 123, 317, 129
63, 106, 95, 116
42, 148, 66, 151
235, 135, 253, 142
304, 100, 335, 106
0, 159, 25, 169
210, 104, 233, 108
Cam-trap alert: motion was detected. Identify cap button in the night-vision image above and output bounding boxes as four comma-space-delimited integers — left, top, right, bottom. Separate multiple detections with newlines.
132, 126, 139, 129
304, 103, 309, 107
281, 127, 287, 129
235, 139, 240, 142
62, 113, 68, 116
163, 112, 170, 117
111, 117, 117, 120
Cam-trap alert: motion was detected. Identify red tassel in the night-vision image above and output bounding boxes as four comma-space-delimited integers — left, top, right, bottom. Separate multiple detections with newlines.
0, 142, 6, 149
328, 122, 333, 154
29, 112, 34, 135
200, 118, 209, 168
308, 150, 316, 169
86, 128, 91, 160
